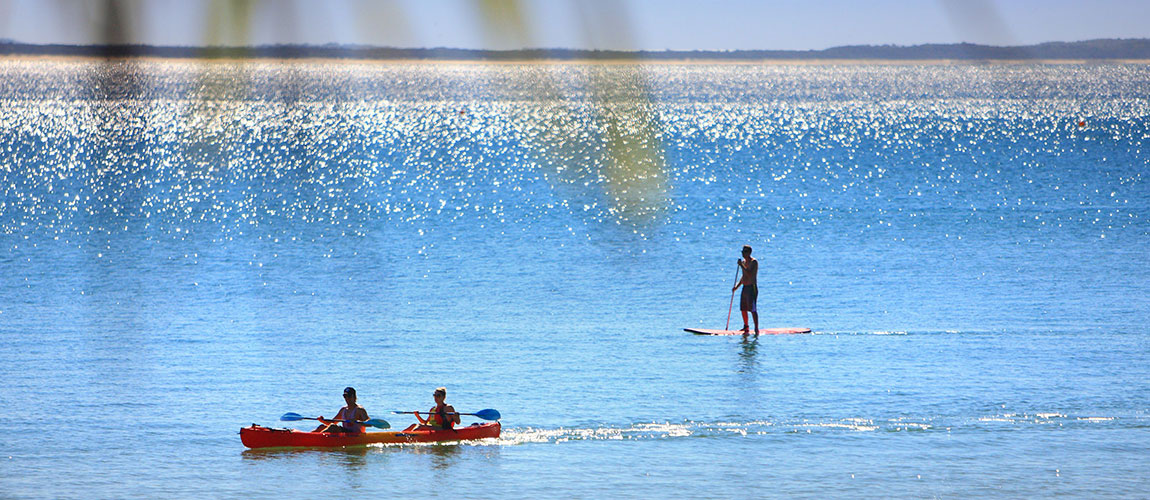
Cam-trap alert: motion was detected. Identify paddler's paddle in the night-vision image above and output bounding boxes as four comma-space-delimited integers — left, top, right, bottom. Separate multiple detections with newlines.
280, 412, 391, 429
392, 408, 501, 421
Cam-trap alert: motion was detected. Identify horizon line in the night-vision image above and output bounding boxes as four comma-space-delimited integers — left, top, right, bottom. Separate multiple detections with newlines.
2, 37, 1149, 53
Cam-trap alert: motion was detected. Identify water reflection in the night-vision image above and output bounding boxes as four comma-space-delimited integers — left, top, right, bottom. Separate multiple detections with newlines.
413, 443, 463, 470
321, 446, 370, 470
240, 446, 372, 490
737, 334, 760, 375
239, 441, 499, 473
240, 445, 370, 466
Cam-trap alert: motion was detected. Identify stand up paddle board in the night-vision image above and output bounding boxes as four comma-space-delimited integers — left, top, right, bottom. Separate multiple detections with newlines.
685, 327, 812, 335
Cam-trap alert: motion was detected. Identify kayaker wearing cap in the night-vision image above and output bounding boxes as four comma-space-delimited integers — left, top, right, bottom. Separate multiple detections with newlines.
413, 387, 460, 430
315, 387, 370, 433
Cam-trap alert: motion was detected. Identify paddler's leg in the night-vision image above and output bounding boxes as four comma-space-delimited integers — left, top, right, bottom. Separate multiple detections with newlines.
748, 285, 759, 334
739, 286, 751, 332
314, 420, 347, 433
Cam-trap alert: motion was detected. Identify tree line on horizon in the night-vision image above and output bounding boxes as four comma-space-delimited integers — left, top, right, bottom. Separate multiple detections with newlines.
1, 38, 1148, 61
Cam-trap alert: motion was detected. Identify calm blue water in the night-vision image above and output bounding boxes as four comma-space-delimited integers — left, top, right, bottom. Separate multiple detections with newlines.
1, 59, 1148, 499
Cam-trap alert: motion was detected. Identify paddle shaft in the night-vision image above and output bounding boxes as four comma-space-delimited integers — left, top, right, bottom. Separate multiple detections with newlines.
393, 408, 501, 420
726, 263, 741, 330
280, 413, 390, 429
292, 416, 358, 423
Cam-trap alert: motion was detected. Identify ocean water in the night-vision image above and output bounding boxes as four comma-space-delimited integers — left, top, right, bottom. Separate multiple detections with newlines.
1, 59, 1148, 499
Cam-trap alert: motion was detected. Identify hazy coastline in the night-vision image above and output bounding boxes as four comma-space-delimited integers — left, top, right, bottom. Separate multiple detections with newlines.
3, 38, 1149, 64
4, 53, 1149, 66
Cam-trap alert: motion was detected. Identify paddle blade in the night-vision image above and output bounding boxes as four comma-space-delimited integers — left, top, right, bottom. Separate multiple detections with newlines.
473, 409, 501, 421
364, 418, 391, 429
280, 412, 305, 422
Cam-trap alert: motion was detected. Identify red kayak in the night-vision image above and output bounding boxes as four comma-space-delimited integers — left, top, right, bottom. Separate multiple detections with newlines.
240, 422, 501, 449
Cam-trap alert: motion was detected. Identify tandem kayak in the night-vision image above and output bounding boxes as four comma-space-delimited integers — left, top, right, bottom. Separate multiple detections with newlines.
241, 422, 500, 449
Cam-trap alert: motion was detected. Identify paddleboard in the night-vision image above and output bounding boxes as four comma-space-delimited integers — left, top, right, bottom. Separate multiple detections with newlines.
685, 327, 811, 335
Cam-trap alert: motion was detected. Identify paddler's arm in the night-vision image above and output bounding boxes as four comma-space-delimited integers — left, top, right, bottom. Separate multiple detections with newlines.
446, 405, 460, 425
733, 259, 744, 291
412, 410, 428, 425
314, 416, 331, 432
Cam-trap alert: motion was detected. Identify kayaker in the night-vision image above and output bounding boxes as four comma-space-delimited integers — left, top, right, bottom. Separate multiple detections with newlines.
315, 386, 370, 433
413, 386, 460, 430
731, 244, 760, 334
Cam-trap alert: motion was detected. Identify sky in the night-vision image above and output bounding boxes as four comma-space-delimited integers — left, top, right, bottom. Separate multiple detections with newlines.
1, 0, 1149, 51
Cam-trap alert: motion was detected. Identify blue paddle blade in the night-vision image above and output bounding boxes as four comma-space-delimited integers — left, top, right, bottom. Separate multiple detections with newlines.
474, 409, 501, 421
364, 418, 391, 429
280, 412, 304, 421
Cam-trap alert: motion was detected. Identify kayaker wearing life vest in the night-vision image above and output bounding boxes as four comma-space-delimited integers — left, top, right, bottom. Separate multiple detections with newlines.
315, 386, 370, 433
413, 386, 460, 430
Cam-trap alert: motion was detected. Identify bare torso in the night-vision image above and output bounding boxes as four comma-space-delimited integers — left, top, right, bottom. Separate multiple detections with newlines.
740, 258, 758, 286
337, 405, 368, 422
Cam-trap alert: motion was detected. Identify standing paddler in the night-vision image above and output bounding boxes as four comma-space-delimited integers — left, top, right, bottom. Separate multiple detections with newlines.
731, 245, 759, 334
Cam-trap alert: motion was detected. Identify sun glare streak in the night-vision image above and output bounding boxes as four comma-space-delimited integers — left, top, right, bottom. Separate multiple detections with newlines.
474, 0, 671, 229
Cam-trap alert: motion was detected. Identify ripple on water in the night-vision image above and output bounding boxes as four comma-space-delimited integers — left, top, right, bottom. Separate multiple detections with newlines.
2, 60, 1146, 252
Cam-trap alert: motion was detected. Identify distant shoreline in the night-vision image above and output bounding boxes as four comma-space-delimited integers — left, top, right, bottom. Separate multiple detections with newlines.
3, 54, 1150, 67
2, 38, 1149, 63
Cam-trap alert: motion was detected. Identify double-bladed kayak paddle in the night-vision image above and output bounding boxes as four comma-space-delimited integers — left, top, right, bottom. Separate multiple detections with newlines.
280, 412, 391, 429
392, 408, 501, 421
